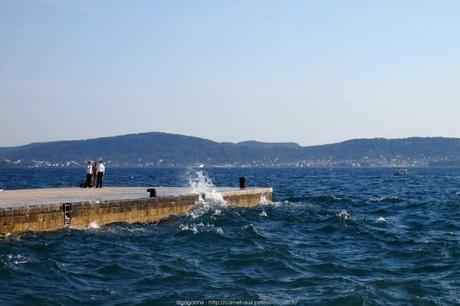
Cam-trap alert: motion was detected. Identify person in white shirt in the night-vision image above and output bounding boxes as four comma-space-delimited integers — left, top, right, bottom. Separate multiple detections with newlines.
96, 160, 106, 188
85, 161, 93, 188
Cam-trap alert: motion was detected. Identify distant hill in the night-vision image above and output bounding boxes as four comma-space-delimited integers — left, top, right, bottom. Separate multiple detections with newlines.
237, 141, 302, 149
0, 132, 459, 167
301, 137, 460, 160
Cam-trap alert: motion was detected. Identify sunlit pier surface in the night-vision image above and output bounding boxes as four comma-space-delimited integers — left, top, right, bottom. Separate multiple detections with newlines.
0, 187, 248, 208
0, 187, 273, 234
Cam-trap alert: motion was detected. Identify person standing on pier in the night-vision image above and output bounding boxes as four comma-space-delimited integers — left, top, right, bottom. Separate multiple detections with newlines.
96, 160, 105, 188
91, 162, 97, 187
85, 161, 93, 188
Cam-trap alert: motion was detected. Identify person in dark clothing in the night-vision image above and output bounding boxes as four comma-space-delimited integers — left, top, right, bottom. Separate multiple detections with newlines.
91, 162, 97, 187
85, 161, 93, 188
96, 160, 105, 188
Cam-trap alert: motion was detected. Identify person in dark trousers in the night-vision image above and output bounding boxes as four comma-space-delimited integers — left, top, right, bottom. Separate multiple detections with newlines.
96, 160, 105, 188
91, 162, 97, 187
85, 161, 93, 188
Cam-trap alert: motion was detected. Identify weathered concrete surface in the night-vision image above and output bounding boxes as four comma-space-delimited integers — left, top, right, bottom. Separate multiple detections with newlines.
0, 187, 272, 234
0, 187, 239, 208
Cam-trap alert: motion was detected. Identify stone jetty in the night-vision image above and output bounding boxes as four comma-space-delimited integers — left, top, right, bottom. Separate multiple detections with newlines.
0, 187, 273, 234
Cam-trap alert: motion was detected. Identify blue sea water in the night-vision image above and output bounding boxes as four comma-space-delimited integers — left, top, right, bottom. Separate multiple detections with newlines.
0, 167, 459, 305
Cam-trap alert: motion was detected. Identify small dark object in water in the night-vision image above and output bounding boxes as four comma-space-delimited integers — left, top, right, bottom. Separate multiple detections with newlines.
394, 169, 408, 176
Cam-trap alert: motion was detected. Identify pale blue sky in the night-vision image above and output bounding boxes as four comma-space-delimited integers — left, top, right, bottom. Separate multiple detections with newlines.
1, 0, 459, 146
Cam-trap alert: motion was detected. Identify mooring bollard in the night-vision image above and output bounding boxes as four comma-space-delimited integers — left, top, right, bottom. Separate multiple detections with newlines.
239, 177, 247, 189
147, 188, 157, 197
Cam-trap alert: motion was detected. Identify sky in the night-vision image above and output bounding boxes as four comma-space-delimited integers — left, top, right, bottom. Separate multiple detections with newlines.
1, 0, 460, 147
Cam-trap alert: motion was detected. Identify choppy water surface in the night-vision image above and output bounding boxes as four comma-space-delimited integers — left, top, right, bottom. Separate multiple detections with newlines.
0, 167, 459, 305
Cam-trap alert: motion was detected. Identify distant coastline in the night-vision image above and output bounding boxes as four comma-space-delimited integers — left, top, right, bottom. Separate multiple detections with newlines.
1, 132, 460, 168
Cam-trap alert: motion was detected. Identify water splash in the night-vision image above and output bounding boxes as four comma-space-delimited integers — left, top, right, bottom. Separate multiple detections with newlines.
260, 194, 271, 205
337, 210, 351, 221
6, 254, 29, 265
187, 171, 226, 219
369, 196, 402, 203
179, 223, 199, 234
376, 217, 388, 224
188, 171, 223, 200
179, 223, 223, 235
88, 221, 100, 229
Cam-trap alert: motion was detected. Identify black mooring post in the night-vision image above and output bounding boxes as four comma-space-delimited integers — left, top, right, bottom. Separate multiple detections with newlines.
239, 177, 247, 189
147, 188, 157, 197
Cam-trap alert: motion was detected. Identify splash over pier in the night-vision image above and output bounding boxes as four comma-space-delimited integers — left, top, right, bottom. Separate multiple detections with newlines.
0, 186, 273, 234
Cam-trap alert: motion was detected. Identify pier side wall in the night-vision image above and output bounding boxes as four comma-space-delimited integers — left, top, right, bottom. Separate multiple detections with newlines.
221, 188, 273, 207
0, 204, 63, 234
70, 195, 199, 229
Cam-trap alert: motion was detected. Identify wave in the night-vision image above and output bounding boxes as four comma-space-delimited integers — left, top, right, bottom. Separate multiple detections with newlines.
283, 195, 355, 204
282, 195, 406, 205
368, 196, 403, 203
376, 216, 388, 224
178, 223, 224, 235
337, 210, 352, 221
2, 254, 30, 266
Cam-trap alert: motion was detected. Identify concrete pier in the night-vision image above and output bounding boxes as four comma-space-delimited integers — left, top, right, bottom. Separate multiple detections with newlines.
0, 187, 273, 234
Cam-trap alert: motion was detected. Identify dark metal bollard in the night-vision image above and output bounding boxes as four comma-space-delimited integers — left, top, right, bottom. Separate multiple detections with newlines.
239, 177, 247, 189
147, 188, 157, 198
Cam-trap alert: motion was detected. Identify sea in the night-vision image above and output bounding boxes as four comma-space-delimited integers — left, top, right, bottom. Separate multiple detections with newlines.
0, 167, 459, 305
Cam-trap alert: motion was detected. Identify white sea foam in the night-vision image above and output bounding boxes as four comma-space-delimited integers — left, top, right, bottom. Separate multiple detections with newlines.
265, 201, 283, 208
187, 171, 226, 219
180, 223, 199, 234
189, 171, 224, 201
0, 233, 22, 241
260, 194, 271, 205
179, 222, 223, 235
6, 254, 29, 265
376, 216, 388, 224
107, 225, 146, 234
241, 223, 266, 237
181, 171, 227, 232
88, 221, 100, 229
369, 196, 399, 202
259, 210, 268, 217
337, 210, 351, 220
